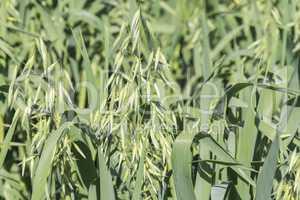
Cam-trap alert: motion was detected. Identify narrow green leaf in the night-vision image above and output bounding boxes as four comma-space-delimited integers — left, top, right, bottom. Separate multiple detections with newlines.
88, 183, 98, 200
197, 134, 255, 186
133, 149, 145, 200
171, 132, 197, 200
0, 110, 20, 168
236, 87, 257, 199
98, 147, 115, 200
211, 183, 230, 200
72, 29, 98, 110
201, 2, 211, 79
31, 122, 73, 200
255, 134, 279, 200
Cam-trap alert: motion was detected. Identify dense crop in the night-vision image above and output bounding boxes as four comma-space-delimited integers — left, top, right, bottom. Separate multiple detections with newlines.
1, 0, 300, 199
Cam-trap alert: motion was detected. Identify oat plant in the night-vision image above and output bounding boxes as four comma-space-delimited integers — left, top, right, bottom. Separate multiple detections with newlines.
1, 0, 300, 200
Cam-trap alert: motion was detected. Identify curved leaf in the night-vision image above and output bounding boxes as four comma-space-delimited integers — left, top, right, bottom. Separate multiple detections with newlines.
31, 122, 73, 200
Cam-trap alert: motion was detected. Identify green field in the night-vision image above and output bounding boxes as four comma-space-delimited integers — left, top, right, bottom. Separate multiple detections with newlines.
0, 0, 300, 199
